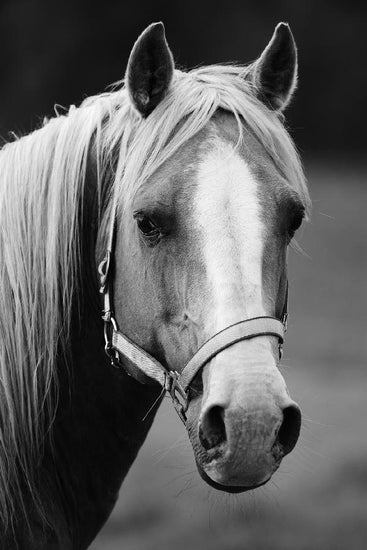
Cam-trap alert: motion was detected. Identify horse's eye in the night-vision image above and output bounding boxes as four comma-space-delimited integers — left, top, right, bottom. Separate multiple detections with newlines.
135, 214, 160, 238
289, 206, 305, 237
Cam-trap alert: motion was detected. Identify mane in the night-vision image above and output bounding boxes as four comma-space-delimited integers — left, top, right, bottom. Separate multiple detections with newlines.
0, 63, 310, 534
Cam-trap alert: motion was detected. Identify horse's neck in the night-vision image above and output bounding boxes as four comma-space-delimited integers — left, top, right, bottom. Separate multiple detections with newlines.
49, 309, 161, 547
43, 285, 162, 548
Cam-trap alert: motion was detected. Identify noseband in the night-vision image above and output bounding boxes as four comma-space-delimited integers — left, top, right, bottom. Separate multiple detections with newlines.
98, 212, 288, 424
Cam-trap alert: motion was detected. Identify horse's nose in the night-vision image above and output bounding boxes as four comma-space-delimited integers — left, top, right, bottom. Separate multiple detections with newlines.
198, 401, 301, 458
273, 402, 301, 456
198, 405, 227, 450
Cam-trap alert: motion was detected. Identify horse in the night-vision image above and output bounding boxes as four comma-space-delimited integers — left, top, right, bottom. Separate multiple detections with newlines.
0, 21, 310, 549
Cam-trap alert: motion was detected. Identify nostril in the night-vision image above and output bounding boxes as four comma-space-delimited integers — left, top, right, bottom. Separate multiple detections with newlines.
199, 405, 227, 451
275, 404, 302, 456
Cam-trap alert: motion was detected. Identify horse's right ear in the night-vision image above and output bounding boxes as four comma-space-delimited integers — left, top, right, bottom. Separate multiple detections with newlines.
125, 22, 174, 117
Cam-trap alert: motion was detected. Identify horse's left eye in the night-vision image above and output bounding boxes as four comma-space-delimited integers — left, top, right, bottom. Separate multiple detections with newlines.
289, 206, 305, 237
134, 214, 160, 239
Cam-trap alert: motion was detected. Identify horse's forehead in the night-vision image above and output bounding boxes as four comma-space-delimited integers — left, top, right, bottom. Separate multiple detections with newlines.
133, 126, 210, 213
136, 112, 281, 214
189, 112, 282, 201
210, 111, 280, 181
206, 113, 295, 223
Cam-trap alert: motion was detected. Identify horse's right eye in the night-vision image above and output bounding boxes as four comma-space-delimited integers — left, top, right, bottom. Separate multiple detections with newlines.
134, 213, 161, 243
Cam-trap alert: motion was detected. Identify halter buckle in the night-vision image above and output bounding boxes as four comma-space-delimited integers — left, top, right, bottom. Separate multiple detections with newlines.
103, 316, 120, 367
98, 251, 111, 294
165, 371, 188, 424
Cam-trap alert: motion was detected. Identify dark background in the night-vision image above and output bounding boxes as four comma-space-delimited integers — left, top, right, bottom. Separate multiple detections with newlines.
1, 2, 366, 549
0, 0, 366, 160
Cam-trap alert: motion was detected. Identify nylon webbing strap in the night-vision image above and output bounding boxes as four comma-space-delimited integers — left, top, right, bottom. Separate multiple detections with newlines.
111, 316, 284, 393
112, 330, 166, 386
179, 317, 284, 391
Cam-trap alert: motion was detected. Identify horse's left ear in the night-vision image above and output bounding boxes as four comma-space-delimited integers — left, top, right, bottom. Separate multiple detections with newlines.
126, 22, 174, 117
249, 22, 297, 111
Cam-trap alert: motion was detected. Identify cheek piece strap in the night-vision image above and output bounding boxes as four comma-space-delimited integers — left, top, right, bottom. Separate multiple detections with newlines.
98, 220, 288, 424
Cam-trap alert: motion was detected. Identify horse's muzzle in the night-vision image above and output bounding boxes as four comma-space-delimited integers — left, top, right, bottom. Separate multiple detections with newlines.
186, 344, 301, 491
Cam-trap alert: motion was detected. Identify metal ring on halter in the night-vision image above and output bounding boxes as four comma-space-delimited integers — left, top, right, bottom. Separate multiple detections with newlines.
164, 371, 189, 423
98, 251, 111, 294
103, 316, 120, 367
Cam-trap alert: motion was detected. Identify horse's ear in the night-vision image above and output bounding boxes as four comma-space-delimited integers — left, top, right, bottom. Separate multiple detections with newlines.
125, 22, 174, 117
249, 22, 297, 111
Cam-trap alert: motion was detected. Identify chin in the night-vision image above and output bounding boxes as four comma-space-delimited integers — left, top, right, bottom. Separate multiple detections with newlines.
196, 463, 271, 494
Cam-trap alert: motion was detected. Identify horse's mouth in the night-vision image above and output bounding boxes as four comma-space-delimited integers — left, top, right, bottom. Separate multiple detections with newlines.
196, 463, 270, 493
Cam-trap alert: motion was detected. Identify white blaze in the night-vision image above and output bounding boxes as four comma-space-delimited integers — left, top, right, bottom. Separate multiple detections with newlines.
194, 138, 266, 332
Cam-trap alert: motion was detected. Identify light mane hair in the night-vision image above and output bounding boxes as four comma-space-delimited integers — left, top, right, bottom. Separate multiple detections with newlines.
0, 64, 310, 531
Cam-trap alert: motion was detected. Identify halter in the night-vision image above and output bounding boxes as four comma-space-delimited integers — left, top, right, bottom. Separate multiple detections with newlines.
98, 208, 288, 424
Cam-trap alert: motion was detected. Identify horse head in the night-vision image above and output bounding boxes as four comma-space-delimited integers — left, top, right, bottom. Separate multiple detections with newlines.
108, 22, 308, 492
0, 18, 312, 546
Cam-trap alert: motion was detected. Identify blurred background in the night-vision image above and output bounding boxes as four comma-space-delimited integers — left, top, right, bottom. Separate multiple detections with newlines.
1, 1, 366, 549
